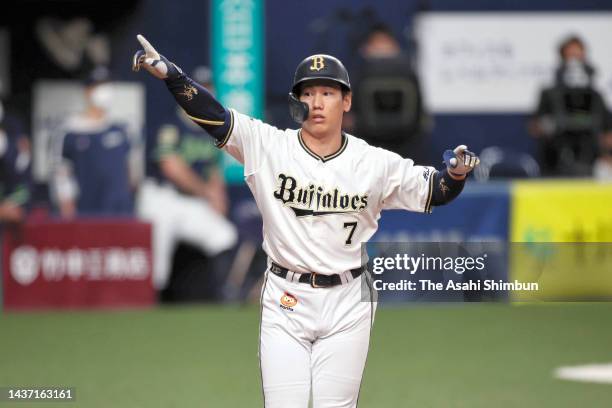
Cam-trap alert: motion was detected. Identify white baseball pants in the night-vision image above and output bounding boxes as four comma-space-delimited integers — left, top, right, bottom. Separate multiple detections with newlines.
259, 264, 376, 408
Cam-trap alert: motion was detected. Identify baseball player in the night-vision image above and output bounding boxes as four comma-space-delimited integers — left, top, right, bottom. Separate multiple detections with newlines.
133, 34, 478, 408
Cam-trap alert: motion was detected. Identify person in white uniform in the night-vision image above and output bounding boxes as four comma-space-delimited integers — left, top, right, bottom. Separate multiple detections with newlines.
133, 35, 479, 408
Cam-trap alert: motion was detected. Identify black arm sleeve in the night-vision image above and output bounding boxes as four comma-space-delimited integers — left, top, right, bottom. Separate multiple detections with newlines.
164, 74, 233, 144
430, 169, 466, 207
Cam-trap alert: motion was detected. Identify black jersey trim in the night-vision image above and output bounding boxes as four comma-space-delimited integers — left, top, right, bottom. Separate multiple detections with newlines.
258, 271, 269, 407
297, 130, 348, 163
289, 206, 359, 217
424, 169, 436, 214
186, 113, 225, 126
215, 109, 235, 149
297, 129, 320, 161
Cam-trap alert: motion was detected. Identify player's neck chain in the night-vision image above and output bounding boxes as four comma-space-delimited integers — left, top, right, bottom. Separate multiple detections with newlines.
298, 130, 348, 163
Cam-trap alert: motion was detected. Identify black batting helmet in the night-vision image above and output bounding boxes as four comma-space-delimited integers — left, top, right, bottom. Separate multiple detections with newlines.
291, 54, 351, 94
288, 54, 351, 124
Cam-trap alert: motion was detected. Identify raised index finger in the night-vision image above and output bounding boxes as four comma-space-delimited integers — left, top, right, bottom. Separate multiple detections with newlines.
137, 34, 159, 58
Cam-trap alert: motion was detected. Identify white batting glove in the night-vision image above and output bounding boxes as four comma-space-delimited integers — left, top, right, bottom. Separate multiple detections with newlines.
132, 34, 182, 80
443, 145, 480, 177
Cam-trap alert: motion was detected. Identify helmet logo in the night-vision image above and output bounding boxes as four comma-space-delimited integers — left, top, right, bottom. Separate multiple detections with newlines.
309, 56, 325, 72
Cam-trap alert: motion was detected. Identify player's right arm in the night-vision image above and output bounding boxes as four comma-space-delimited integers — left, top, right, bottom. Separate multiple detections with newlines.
133, 35, 275, 175
132, 35, 232, 144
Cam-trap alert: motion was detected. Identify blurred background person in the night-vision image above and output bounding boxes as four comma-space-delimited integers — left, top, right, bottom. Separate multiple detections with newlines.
529, 35, 609, 176
0, 99, 31, 224
347, 23, 429, 163
137, 66, 237, 300
51, 66, 134, 218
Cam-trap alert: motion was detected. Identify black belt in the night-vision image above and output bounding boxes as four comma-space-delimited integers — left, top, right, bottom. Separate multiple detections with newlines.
269, 261, 365, 288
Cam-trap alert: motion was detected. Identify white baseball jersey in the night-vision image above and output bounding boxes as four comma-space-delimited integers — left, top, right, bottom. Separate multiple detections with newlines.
219, 110, 436, 275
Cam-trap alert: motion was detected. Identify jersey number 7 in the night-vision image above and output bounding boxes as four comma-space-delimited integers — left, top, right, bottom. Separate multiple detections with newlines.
343, 222, 357, 245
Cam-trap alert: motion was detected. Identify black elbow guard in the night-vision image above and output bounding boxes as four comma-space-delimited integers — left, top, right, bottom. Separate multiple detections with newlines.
164, 74, 233, 144
430, 169, 466, 206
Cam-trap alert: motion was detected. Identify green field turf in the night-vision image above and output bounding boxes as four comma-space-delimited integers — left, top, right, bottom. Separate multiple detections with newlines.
1, 303, 612, 407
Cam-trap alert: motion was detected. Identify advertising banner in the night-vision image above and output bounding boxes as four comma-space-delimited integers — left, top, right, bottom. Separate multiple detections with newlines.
511, 180, 612, 243
510, 181, 612, 300
211, 0, 264, 183
374, 183, 510, 243
415, 13, 612, 112
2, 220, 154, 310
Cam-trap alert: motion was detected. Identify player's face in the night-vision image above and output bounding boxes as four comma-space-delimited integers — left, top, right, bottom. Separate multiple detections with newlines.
299, 82, 351, 138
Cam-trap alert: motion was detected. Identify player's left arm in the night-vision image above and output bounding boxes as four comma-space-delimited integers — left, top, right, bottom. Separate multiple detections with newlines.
429, 145, 479, 207
380, 145, 478, 213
